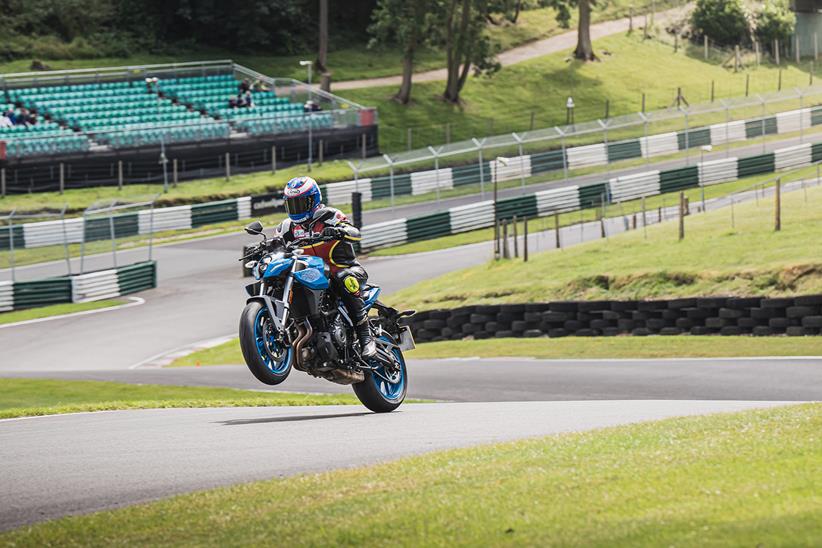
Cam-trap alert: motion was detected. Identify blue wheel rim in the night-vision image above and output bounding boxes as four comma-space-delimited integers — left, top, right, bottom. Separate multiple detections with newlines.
253, 308, 291, 374
370, 335, 405, 402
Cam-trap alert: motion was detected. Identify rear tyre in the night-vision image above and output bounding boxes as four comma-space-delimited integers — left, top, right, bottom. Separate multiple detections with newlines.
352, 334, 407, 413
239, 301, 292, 385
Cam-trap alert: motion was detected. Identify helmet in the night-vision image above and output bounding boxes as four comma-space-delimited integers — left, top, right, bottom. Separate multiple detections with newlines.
283, 176, 322, 222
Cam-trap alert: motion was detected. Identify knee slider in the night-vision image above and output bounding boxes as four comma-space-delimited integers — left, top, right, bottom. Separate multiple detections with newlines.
343, 275, 360, 294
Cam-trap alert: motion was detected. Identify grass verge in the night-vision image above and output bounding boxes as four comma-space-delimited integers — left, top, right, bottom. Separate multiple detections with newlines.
409, 336, 822, 360
0, 299, 127, 325
3, 403, 819, 544
0, 378, 359, 419
389, 182, 822, 311
172, 335, 822, 367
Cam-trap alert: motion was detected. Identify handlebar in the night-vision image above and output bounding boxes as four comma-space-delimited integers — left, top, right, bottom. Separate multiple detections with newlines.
239, 234, 339, 262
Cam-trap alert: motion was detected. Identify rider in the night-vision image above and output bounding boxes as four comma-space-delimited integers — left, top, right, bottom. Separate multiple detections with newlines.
275, 176, 376, 357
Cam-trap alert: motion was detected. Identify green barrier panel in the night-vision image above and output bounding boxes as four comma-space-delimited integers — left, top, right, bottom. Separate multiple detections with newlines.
578, 182, 608, 208
117, 261, 157, 294
371, 173, 412, 199
530, 150, 565, 174
495, 195, 538, 221
812, 143, 822, 163
0, 225, 24, 251
451, 163, 482, 187
191, 200, 238, 227
13, 278, 72, 308
812, 107, 822, 127
744, 117, 777, 139
83, 213, 139, 242
659, 166, 699, 194
607, 140, 642, 163
677, 128, 711, 150
737, 153, 775, 178
405, 211, 452, 242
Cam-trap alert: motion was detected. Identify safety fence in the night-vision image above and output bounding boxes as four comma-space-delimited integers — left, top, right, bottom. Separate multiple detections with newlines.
0, 261, 155, 312
359, 141, 822, 250
329, 106, 821, 207
405, 295, 822, 341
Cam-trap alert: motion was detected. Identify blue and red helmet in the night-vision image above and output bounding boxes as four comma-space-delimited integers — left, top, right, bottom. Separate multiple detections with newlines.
283, 176, 322, 222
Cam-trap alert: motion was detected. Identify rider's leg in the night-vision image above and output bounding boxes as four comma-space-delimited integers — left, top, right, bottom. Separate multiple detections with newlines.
334, 266, 376, 357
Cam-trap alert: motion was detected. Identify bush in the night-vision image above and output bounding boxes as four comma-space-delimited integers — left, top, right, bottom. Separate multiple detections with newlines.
754, 0, 795, 49
690, 0, 750, 47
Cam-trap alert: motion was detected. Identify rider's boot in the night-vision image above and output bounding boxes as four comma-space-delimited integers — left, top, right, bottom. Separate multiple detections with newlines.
356, 317, 376, 357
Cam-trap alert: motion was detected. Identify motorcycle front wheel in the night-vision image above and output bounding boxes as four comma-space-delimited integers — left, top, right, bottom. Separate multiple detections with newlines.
239, 301, 293, 385
353, 334, 407, 413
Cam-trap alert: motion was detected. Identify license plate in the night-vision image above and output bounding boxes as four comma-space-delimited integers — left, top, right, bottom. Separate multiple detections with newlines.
398, 326, 416, 351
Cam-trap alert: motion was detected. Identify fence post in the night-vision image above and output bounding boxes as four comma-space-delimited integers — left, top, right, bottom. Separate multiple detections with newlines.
1, 168, 6, 198
641, 92, 646, 112
523, 217, 528, 262
529, 111, 535, 131
754, 41, 760, 67
225, 152, 231, 180
796, 35, 801, 63
775, 39, 780, 65
272, 145, 277, 173
775, 177, 782, 232
173, 158, 178, 187
117, 160, 123, 190
704, 35, 708, 59
815, 33, 819, 61
494, 218, 500, 259
502, 220, 510, 259
319, 139, 324, 166
678, 191, 685, 241
407, 127, 412, 151
734, 45, 740, 72
361, 134, 367, 159
641, 196, 647, 239
554, 213, 561, 249
711, 80, 715, 102
745, 74, 749, 97
778, 69, 782, 91
512, 215, 519, 258
59, 163, 65, 195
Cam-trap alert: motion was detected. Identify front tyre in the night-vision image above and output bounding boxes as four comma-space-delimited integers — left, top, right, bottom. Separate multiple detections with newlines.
239, 301, 292, 385
353, 334, 407, 413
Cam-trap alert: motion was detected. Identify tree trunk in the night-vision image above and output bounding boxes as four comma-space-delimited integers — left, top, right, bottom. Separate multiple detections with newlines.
444, 0, 471, 103
574, 0, 597, 61
443, 0, 460, 103
318, 0, 330, 91
510, 0, 522, 23
395, 46, 415, 104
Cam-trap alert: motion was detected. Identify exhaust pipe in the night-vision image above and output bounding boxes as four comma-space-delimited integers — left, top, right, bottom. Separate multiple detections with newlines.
293, 320, 313, 369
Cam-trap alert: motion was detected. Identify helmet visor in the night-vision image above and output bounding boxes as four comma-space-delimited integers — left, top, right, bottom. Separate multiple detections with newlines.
285, 195, 313, 217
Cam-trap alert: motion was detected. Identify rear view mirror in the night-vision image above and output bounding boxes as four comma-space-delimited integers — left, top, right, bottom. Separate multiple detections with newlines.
245, 221, 264, 235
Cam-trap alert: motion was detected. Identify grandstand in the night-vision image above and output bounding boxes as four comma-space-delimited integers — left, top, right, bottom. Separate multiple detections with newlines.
0, 61, 378, 193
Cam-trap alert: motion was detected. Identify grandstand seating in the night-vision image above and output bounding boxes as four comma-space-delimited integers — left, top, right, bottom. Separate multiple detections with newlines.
1, 72, 335, 159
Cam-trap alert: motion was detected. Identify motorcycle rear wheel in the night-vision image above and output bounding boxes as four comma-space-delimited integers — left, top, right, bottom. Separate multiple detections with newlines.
239, 301, 292, 385
352, 334, 407, 413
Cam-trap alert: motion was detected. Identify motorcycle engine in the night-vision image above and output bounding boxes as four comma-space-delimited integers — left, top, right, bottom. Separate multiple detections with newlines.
330, 315, 347, 348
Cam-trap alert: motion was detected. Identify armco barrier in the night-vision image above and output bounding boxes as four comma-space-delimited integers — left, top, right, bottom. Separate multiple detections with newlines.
405, 296, 822, 341
2, 261, 156, 311
360, 142, 822, 251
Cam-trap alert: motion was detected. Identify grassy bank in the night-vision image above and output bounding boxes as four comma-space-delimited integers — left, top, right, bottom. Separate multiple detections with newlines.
0, 378, 359, 419
171, 334, 822, 367
4, 404, 819, 544
0, 299, 127, 325
389, 182, 822, 311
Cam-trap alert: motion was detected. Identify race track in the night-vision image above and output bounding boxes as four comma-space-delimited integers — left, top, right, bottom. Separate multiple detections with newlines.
0, 400, 796, 531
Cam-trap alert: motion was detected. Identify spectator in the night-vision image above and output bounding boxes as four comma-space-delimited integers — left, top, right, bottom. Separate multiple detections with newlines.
17, 107, 30, 126
0, 111, 12, 128
252, 79, 269, 92
239, 78, 251, 95
303, 100, 322, 113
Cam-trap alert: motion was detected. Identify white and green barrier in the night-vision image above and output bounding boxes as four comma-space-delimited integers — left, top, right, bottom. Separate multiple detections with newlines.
0, 261, 156, 311
360, 142, 822, 251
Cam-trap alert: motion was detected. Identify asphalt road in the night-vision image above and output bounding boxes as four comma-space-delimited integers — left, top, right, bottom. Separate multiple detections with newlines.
7, 357, 822, 402
0, 400, 795, 531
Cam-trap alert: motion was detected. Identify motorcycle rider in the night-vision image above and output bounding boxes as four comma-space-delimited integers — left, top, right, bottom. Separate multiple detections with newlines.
274, 176, 376, 357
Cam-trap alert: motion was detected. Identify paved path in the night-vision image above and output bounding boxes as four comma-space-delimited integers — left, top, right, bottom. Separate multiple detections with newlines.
7, 357, 822, 402
332, 6, 688, 90
0, 400, 791, 530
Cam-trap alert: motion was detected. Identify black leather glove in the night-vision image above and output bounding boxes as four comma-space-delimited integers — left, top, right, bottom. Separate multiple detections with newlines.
322, 226, 346, 240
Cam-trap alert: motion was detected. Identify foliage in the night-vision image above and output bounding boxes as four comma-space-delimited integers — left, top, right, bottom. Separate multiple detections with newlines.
690, 0, 751, 47
754, 0, 795, 50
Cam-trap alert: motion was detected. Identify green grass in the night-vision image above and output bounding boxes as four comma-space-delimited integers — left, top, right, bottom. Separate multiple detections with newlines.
0, 378, 359, 419
389, 181, 822, 311
173, 334, 822, 367
344, 33, 820, 151
0, 299, 127, 325
372, 163, 821, 256
410, 336, 822, 360
3, 403, 819, 545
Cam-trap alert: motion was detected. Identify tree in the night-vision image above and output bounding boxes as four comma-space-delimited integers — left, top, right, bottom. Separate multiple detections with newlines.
369, 0, 434, 104
690, 0, 750, 47
754, 0, 795, 53
436, 0, 500, 103
574, 0, 595, 60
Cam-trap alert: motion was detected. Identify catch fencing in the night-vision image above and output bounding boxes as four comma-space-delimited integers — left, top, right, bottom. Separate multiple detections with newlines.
359, 141, 822, 251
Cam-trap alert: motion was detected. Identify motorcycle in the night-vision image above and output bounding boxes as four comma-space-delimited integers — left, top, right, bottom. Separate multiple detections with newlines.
238, 220, 415, 413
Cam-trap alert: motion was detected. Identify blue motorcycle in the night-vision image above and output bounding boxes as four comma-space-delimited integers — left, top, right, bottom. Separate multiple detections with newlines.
238, 221, 415, 413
